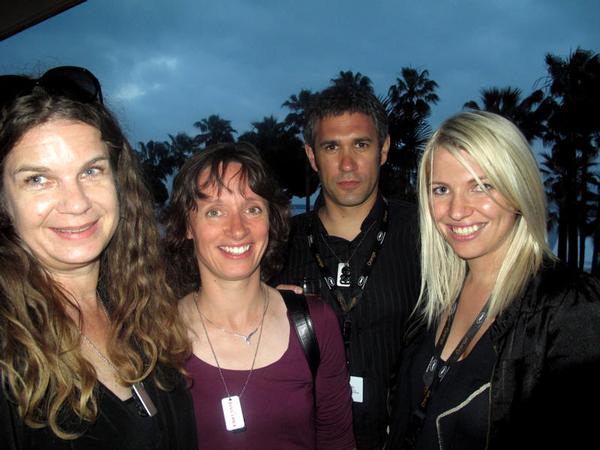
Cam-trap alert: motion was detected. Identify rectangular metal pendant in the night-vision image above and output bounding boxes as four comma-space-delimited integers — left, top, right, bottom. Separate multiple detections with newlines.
222, 395, 246, 431
131, 381, 158, 417
337, 262, 351, 287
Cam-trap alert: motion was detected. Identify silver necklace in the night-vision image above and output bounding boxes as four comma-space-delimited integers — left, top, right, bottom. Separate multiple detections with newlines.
319, 219, 377, 287
81, 333, 158, 417
194, 287, 269, 432
199, 310, 262, 345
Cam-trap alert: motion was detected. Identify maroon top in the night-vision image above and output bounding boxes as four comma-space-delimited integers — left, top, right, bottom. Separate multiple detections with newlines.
187, 296, 355, 449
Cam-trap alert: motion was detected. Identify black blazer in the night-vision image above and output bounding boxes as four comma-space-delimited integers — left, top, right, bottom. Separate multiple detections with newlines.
388, 261, 600, 449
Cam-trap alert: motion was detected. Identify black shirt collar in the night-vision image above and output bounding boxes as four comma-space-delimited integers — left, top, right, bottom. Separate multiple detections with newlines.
314, 192, 385, 240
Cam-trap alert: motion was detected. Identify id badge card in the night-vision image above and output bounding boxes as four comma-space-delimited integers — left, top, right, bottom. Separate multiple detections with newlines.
349, 376, 364, 403
221, 396, 246, 431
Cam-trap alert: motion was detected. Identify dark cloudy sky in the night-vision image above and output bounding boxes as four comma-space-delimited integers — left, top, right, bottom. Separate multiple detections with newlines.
1, 0, 598, 146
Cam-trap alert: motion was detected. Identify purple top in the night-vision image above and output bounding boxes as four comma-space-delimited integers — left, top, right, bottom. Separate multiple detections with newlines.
187, 296, 355, 449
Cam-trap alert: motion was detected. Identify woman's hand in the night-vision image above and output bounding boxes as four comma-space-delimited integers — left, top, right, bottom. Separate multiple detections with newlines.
276, 284, 303, 294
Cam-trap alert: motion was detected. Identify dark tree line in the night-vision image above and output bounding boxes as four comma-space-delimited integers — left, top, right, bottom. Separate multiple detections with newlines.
136, 48, 600, 273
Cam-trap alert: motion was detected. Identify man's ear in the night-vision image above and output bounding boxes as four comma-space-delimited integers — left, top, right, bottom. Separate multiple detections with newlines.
305, 144, 319, 172
380, 135, 390, 166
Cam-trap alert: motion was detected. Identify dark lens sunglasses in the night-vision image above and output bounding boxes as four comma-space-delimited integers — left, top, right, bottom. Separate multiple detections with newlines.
0, 66, 103, 107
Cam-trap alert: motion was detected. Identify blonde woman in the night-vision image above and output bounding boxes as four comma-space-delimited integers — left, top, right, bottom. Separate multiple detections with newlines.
388, 111, 600, 449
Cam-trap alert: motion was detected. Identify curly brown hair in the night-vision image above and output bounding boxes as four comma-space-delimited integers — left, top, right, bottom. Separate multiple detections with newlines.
0, 90, 190, 438
162, 142, 290, 298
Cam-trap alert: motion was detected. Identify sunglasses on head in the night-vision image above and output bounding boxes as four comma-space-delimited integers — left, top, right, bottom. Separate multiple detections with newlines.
0, 66, 103, 107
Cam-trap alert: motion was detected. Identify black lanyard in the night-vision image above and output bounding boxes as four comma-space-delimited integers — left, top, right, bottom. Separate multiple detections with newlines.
401, 297, 491, 449
307, 200, 389, 364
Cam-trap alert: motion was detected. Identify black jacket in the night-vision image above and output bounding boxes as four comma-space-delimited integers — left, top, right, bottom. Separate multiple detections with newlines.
487, 262, 600, 449
388, 262, 600, 449
0, 365, 197, 450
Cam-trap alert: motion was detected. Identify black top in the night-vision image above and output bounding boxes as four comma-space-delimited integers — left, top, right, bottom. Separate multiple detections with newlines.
405, 327, 494, 450
0, 365, 197, 450
273, 194, 420, 449
389, 261, 600, 450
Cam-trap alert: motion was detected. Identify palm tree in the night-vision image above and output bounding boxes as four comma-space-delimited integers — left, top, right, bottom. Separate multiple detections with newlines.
331, 70, 374, 92
464, 86, 550, 142
388, 67, 439, 119
282, 89, 315, 136
383, 67, 439, 200
137, 140, 172, 208
193, 114, 237, 147
239, 116, 319, 202
167, 132, 197, 169
136, 132, 199, 209
542, 48, 600, 268
282, 89, 319, 211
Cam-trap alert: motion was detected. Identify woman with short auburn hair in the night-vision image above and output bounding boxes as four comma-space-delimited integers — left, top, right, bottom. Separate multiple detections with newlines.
163, 142, 355, 449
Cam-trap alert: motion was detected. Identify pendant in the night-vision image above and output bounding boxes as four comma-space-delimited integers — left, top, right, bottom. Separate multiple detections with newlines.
222, 395, 246, 431
241, 328, 258, 345
337, 262, 351, 287
131, 381, 158, 417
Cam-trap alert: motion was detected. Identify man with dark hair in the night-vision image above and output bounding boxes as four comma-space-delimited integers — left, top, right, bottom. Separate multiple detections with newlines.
275, 83, 420, 449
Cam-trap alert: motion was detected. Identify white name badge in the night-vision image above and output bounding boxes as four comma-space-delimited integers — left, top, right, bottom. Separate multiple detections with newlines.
349, 376, 364, 403
221, 396, 246, 431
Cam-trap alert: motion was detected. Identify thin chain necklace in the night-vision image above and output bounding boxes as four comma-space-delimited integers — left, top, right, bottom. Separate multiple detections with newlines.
199, 305, 264, 345
319, 218, 376, 263
194, 287, 269, 399
81, 332, 158, 417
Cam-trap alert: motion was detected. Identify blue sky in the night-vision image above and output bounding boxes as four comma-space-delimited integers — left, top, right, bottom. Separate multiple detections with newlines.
1, 0, 598, 148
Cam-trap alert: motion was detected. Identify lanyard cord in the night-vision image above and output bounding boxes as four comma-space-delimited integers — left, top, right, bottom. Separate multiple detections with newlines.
307, 200, 389, 365
402, 296, 491, 449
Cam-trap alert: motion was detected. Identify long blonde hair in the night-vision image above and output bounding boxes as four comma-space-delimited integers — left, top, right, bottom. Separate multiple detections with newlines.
417, 111, 555, 324
0, 93, 190, 438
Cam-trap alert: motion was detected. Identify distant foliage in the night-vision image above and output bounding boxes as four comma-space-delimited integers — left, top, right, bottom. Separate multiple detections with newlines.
464, 48, 600, 271
139, 49, 600, 271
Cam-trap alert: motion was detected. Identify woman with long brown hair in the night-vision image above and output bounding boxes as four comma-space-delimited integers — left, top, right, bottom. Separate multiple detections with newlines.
0, 66, 195, 449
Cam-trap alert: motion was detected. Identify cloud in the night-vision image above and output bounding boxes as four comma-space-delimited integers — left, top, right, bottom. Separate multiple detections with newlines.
1, 0, 598, 144
113, 82, 146, 101
107, 54, 179, 103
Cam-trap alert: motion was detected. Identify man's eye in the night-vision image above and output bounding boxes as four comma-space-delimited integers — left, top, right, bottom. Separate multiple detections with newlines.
25, 174, 48, 186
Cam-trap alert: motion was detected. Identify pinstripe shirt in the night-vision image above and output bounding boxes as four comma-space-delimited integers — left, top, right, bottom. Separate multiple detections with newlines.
274, 194, 420, 450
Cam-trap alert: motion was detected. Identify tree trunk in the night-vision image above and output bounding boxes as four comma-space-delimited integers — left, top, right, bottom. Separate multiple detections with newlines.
592, 223, 600, 276
579, 232, 586, 271
566, 141, 579, 268
304, 159, 311, 212
557, 204, 568, 261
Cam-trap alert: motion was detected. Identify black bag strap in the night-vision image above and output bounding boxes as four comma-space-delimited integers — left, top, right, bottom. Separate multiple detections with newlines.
280, 290, 320, 379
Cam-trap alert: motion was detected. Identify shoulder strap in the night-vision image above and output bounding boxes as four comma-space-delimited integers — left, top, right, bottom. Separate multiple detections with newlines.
280, 290, 320, 379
